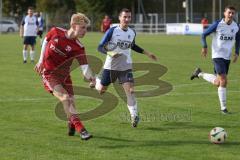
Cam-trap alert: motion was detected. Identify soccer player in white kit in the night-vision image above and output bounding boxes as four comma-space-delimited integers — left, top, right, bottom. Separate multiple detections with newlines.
20, 7, 38, 63
36, 12, 44, 45
96, 8, 157, 127
191, 6, 240, 114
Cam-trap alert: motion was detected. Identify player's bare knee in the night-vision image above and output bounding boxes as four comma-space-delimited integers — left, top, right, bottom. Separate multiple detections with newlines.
214, 81, 220, 87
220, 79, 227, 87
129, 88, 134, 94
60, 94, 71, 102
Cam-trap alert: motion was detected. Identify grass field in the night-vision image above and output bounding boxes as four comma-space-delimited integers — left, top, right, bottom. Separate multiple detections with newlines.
0, 32, 240, 160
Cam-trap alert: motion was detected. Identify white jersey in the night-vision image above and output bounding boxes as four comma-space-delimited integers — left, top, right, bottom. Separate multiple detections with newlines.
21, 15, 38, 36
38, 16, 44, 31
98, 26, 138, 71
202, 19, 240, 60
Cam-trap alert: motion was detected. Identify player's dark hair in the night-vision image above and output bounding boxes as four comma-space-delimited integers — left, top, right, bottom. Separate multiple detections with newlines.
28, 6, 34, 10
119, 8, 131, 16
224, 5, 236, 11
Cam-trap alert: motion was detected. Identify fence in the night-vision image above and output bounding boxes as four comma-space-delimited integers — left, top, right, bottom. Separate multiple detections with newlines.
1, 11, 239, 34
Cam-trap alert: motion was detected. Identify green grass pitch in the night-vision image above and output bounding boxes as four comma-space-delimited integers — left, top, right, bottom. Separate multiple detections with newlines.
0, 32, 240, 160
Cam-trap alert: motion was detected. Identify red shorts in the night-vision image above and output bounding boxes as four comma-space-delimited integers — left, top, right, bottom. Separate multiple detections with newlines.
41, 73, 74, 95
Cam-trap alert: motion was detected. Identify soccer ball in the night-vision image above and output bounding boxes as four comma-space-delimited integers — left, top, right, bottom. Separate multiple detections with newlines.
209, 127, 227, 144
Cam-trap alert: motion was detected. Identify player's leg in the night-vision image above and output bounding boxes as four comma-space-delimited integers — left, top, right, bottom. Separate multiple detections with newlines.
119, 70, 139, 127
29, 36, 36, 63
213, 58, 230, 113
95, 69, 114, 94
122, 82, 139, 127
191, 68, 219, 86
22, 37, 28, 63
216, 74, 228, 113
39, 31, 43, 45
192, 58, 230, 113
52, 84, 92, 140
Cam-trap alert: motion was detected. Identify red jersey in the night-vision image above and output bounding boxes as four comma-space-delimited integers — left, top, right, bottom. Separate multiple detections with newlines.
201, 18, 208, 28
43, 27, 88, 76
101, 18, 112, 32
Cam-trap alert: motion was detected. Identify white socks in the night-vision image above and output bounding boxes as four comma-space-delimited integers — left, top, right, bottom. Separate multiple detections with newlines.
218, 86, 227, 110
23, 50, 35, 61
198, 72, 227, 110
30, 51, 35, 61
128, 103, 138, 117
95, 77, 102, 91
23, 50, 27, 61
198, 72, 216, 84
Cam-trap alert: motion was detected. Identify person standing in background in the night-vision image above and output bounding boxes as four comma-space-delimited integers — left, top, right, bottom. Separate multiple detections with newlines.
36, 12, 44, 45
101, 15, 112, 33
201, 16, 209, 30
20, 7, 38, 63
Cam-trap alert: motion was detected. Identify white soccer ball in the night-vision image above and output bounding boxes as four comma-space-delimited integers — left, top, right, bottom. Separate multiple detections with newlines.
209, 127, 227, 144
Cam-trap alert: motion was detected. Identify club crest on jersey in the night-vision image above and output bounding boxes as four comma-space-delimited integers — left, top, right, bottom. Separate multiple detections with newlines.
65, 45, 72, 52
231, 29, 234, 33
128, 35, 131, 39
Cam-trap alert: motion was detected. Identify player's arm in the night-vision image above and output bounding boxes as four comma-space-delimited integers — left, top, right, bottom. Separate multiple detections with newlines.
77, 54, 96, 88
34, 37, 48, 74
131, 39, 157, 61
80, 64, 95, 81
36, 17, 39, 33
35, 28, 55, 74
19, 17, 25, 37
97, 27, 115, 54
233, 26, 240, 63
201, 20, 220, 57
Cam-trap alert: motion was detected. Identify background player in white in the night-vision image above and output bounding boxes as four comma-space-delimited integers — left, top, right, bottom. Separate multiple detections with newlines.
36, 11, 44, 45
20, 7, 38, 63
96, 8, 157, 127
191, 5, 240, 114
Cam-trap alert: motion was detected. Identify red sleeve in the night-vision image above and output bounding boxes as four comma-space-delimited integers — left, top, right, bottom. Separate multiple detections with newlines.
76, 48, 88, 65
45, 27, 57, 41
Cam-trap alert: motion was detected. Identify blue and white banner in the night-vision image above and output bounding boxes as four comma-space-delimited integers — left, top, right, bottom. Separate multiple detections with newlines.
166, 23, 203, 35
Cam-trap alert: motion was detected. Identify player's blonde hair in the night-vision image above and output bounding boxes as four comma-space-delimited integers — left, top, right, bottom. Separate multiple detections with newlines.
70, 13, 90, 26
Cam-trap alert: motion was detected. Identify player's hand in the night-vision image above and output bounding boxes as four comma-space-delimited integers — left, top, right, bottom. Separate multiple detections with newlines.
148, 53, 157, 61
107, 51, 122, 58
34, 63, 44, 75
89, 78, 96, 88
112, 53, 122, 58
232, 54, 239, 63
143, 51, 157, 61
201, 48, 208, 58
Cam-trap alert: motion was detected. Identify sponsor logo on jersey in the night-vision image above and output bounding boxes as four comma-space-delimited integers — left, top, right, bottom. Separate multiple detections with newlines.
27, 22, 36, 25
117, 40, 132, 50
50, 44, 67, 57
220, 34, 233, 41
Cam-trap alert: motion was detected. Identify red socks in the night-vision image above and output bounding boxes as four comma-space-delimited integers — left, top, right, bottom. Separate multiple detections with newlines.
70, 114, 84, 132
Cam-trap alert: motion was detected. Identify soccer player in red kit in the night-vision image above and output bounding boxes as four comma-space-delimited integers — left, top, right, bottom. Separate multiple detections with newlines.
100, 15, 112, 33
35, 13, 95, 140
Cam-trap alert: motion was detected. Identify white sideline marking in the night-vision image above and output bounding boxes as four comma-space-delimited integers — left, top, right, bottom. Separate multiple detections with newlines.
0, 79, 239, 102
